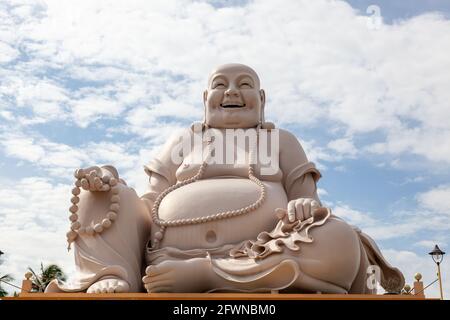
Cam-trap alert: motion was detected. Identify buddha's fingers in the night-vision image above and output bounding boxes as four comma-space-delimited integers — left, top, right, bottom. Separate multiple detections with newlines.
287, 200, 296, 222
100, 184, 111, 192
74, 169, 85, 179
80, 178, 90, 190
82, 166, 102, 176
88, 170, 97, 191
102, 174, 111, 184
300, 199, 311, 220
297, 198, 306, 221
93, 177, 103, 190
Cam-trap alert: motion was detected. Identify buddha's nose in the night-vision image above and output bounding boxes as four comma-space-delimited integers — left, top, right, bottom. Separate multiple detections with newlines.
225, 87, 240, 98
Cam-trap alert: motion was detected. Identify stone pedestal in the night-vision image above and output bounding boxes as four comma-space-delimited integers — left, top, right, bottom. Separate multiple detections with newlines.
20, 272, 33, 294
413, 273, 425, 298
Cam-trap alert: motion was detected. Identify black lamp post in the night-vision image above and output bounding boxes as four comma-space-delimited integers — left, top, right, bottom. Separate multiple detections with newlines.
429, 245, 445, 300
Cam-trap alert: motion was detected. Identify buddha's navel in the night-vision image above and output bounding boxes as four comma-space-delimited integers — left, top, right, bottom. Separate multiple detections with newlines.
205, 230, 217, 243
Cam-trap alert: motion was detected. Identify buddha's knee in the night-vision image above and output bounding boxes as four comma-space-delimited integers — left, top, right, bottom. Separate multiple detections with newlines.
296, 218, 361, 290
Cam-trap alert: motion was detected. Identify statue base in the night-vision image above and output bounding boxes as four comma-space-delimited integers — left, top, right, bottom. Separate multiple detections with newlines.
3, 293, 433, 300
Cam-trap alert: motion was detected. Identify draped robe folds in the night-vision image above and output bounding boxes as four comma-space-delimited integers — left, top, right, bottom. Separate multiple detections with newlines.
47, 127, 404, 294
46, 185, 150, 293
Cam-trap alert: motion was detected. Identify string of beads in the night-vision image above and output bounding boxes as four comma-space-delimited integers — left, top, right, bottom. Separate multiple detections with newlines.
66, 170, 120, 251
66, 126, 267, 251
150, 126, 266, 249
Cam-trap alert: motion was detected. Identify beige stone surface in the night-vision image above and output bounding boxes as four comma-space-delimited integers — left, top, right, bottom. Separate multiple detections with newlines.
46, 64, 404, 295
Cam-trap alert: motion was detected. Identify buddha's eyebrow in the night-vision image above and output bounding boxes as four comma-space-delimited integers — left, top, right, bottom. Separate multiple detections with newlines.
237, 74, 255, 82
210, 74, 227, 83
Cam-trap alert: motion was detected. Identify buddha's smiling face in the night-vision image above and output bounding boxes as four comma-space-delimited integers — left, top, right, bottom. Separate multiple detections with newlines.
204, 64, 265, 129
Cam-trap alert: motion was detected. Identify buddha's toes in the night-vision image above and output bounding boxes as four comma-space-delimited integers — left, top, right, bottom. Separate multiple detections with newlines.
86, 278, 130, 293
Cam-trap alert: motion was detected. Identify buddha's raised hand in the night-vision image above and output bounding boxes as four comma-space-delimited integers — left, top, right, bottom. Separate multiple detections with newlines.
73, 165, 123, 192
286, 198, 321, 223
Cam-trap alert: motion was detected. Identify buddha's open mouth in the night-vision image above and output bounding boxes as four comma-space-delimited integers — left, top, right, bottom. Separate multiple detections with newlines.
220, 103, 246, 109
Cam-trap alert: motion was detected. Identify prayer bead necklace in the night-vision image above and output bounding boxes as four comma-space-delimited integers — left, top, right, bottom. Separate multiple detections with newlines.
150, 126, 266, 250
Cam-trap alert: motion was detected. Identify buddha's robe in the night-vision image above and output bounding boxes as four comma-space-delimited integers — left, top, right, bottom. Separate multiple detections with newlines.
46, 184, 150, 292
47, 126, 404, 294
142, 127, 404, 293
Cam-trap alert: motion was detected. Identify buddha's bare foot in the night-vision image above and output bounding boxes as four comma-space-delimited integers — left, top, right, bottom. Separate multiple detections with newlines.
143, 258, 213, 293
87, 278, 130, 293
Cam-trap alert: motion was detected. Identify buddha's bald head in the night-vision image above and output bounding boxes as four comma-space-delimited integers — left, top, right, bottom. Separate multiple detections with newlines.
203, 63, 265, 129
207, 63, 261, 89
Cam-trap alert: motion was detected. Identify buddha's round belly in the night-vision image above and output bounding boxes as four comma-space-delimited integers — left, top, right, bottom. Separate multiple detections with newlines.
153, 178, 288, 250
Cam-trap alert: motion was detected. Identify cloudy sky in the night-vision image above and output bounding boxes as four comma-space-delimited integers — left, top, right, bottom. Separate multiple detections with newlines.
1, 0, 449, 298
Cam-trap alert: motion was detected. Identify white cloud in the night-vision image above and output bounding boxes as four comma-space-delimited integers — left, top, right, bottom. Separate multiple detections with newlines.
414, 240, 447, 249
0, 131, 87, 175
327, 137, 358, 158
1, 134, 46, 162
0, 0, 448, 168
333, 165, 347, 172
0, 128, 162, 181
70, 95, 124, 128
367, 128, 450, 165
332, 204, 377, 228
0, 74, 69, 120
329, 196, 450, 242
0, 177, 75, 294
317, 187, 328, 197
0, 41, 19, 63
299, 138, 334, 170
363, 220, 421, 241
417, 185, 450, 215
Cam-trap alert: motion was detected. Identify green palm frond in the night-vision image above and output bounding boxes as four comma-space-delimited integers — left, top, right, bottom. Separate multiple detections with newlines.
0, 287, 8, 297
0, 274, 14, 282
0, 274, 14, 297
27, 266, 45, 292
41, 264, 66, 284
27, 263, 67, 292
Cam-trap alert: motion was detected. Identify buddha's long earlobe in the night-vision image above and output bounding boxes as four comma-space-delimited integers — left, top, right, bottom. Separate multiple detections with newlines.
260, 89, 266, 123
202, 90, 209, 130
260, 89, 266, 108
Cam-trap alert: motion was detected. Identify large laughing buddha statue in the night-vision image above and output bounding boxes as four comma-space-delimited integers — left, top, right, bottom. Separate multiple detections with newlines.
47, 64, 405, 294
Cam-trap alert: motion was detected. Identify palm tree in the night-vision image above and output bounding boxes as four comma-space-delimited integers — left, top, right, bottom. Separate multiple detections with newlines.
27, 263, 66, 292
0, 274, 14, 297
